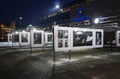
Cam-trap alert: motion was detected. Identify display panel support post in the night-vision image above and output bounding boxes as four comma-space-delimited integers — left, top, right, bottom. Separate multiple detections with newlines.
53, 26, 56, 62
30, 30, 32, 56
69, 50, 71, 60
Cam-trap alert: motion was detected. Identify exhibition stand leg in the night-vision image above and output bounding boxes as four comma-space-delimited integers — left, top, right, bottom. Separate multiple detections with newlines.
69, 50, 71, 60
53, 51, 56, 62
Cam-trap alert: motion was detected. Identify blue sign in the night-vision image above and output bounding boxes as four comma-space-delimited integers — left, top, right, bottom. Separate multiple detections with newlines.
72, 7, 90, 22
72, 16, 90, 22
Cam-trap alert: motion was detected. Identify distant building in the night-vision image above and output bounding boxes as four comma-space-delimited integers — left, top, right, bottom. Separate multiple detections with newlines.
0, 21, 16, 42
39, 0, 120, 29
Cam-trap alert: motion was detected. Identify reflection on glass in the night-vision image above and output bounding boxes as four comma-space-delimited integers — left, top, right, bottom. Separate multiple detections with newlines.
96, 32, 102, 45
65, 40, 68, 47
9, 35, 12, 41
58, 40, 63, 48
47, 34, 53, 42
58, 30, 69, 48
21, 34, 28, 42
13, 34, 19, 42
34, 33, 41, 44
73, 30, 93, 46
58, 30, 63, 38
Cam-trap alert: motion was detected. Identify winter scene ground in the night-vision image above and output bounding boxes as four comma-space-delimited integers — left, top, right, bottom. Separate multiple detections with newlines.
0, 45, 120, 79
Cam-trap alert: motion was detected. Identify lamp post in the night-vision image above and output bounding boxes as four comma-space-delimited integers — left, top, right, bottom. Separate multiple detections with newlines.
53, 5, 60, 62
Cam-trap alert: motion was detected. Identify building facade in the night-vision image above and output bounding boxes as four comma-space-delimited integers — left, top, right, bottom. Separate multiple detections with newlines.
39, 0, 120, 29
0, 21, 15, 42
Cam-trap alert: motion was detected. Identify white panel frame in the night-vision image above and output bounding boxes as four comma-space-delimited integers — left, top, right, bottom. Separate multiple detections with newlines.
94, 29, 104, 48
19, 32, 30, 46
54, 26, 71, 52
70, 27, 95, 51
12, 33, 20, 43
44, 32, 53, 43
31, 30, 44, 47
116, 31, 120, 46
11, 33, 20, 46
44, 32, 53, 47
8, 34, 12, 42
54, 26, 104, 52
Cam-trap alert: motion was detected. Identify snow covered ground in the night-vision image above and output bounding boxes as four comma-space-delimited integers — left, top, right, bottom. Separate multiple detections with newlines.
0, 42, 19, 47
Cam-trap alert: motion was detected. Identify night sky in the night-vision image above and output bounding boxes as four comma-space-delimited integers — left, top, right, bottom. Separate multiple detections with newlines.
0, 0, 73, 27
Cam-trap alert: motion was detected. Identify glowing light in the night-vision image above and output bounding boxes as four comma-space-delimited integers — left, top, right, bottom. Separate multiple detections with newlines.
29, 24, 32, 27
19, 17, 23, 20
22, 30, 25, 33
94, 18, 99, 24
15, 31, 18, 34
33, 28, 36, 31
56, 4, 60, 9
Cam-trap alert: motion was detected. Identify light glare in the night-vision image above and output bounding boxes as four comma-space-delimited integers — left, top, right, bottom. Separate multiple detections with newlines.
94, 18, 99, 24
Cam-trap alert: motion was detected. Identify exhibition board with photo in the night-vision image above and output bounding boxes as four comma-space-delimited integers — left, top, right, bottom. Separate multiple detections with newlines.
116, 31, 120, 46
54, 26, 104, 52
8, 30, 53, 47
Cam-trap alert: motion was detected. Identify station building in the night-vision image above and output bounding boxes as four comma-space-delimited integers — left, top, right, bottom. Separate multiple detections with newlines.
39, 0, 120, 28
39, 0, 120, 46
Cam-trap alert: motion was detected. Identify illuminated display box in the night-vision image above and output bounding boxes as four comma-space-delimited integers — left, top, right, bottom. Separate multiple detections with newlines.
54, 26, 71, 51
54, 26, 103, 52
8, 34, 12, 42
12, 33, 19, 43
31, 30, 44, 47
19, 32, 30, 46
116, 31, 120, 46
44, 32, 53, 47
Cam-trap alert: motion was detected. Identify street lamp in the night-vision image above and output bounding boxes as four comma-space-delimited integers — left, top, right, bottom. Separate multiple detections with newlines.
19, 17, 23, 20
94, 18, 100, 24
15, 31, 18, 34
56, 4, 60, 9
19, 17, 23, 26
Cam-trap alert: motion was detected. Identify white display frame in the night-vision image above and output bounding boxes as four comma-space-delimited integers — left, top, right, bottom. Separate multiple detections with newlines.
116, 31, 120, 46
11, 33, 20, 46
12, 33, 20, 43
54, 26, 71, 51
31, 30, 44, 47
44, 32, 53, 47
44, 32, 53, 43
70, 27, 95, 51
19, 32, 30, 46
94, 29, 104, 48
8, 34, 12, 42
54, 26, 104, 52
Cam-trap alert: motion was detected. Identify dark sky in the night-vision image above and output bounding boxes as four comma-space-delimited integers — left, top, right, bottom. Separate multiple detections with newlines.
0, 0, 73, 26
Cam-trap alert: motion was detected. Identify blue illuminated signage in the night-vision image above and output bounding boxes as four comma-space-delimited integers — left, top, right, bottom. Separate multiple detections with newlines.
72, 7, 90, 22
72, 16, 90, 22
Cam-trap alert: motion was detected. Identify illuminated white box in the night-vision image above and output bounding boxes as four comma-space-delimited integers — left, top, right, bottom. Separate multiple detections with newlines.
12, 33, 20, 46
94, 29, 104, 48
31, 30, 44, 47
19, 32, 30, 46
116, 31, 120, 46
54, 26, 71, 51
70, 27, 94, 51
54, 26, 104, 52
44, 32, 53, 47
8, 34, 12, 42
